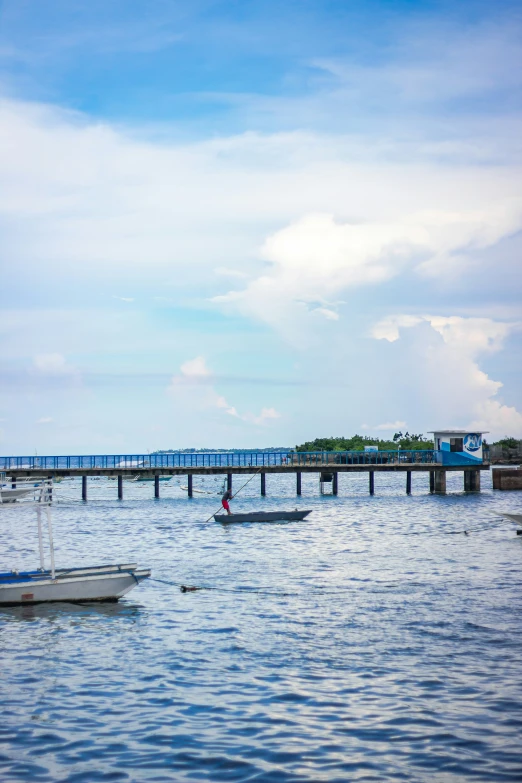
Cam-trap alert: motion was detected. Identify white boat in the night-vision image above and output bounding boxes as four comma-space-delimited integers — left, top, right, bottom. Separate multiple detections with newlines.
0, 564, 151, 605
0, 475, 41, 503
0, 479, 151, 606
0, 486, 36, 503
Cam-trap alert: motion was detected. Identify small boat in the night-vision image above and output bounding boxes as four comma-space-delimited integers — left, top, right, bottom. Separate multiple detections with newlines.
0, 479, 151, 606
135, 475, 171, 482
214, 509, 312, 524
0, 564, 151, 605
0, 486, 36, 503
180, 485, 216, 494
0, 475, 42, 503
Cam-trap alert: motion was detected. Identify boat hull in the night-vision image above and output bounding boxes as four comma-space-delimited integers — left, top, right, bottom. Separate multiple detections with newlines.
215, 510, 312, 523
0, 487, 36, 503
0, 565, 151, 605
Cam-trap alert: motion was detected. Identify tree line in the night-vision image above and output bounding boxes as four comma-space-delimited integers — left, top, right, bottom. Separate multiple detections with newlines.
294, 433, 521, 452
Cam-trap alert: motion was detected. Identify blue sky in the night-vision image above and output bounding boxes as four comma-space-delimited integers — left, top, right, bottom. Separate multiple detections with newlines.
0, 0, 521, 453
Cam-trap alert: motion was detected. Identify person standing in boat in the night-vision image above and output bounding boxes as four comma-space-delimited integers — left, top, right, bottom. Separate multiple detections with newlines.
221, 487, 233, 515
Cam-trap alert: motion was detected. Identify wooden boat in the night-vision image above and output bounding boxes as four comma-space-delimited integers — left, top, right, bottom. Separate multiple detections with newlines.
215, 509, 312, 524
0, 479, 151, 606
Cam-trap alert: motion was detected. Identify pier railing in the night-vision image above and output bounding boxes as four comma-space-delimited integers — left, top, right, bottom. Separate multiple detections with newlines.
0, 449, 436, 471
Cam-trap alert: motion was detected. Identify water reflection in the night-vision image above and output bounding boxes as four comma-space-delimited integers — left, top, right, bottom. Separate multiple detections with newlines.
0, 599, 143, 624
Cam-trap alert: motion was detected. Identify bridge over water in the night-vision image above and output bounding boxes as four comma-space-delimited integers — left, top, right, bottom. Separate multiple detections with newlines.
1, 450, 488, 499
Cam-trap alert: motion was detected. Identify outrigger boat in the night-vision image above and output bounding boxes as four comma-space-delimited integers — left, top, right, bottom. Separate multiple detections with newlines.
0, 479, 151, 606
215, 509, 312, 524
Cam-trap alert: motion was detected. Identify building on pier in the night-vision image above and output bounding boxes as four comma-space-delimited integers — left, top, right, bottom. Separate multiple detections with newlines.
430, 430, 487, 466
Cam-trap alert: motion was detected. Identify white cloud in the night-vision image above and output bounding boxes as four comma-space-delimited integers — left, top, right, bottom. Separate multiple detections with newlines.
113, 296, 135, 302
313, 307, 340, 321
372, 315, 424, 342
36, 417, 53, 424
468, 399, 522, 436
168, 357, 281, 427
372, 315, 517, 356
1, 96, 521, 292
214, 205, 522, 335
180, 356, 211, 379
33, 353, 74, 374
215, 267, 249, 279
373, 421, 407, 431
372, 315, 522, 438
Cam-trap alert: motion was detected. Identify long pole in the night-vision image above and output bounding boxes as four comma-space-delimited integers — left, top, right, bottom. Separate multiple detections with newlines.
46, 508, 55, 579
36, 506, 45, 571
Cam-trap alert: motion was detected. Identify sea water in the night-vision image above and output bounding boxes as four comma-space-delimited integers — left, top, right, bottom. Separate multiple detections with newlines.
1, 471, 521, 782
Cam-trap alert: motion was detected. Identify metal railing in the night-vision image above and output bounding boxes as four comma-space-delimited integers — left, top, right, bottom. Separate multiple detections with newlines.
0, 449, 437, 470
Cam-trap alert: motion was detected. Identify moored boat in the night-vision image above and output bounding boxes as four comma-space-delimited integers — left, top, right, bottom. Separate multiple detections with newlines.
0, 564, 151, 605
0, 479, 151, 606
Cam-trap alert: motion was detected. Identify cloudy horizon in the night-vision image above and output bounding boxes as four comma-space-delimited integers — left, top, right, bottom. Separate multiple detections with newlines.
1, 0, 521, 454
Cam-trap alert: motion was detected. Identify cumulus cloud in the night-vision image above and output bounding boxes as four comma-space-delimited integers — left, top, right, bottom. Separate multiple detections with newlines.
1, 96, 521, 291
179, 356, 212, 380
214, 205, 522, 335
372, 315, 516, 354
372, 315, 522, 437
36, 417, 53, 424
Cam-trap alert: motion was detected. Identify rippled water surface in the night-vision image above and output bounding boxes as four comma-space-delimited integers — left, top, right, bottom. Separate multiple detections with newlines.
1, 471, 522, 782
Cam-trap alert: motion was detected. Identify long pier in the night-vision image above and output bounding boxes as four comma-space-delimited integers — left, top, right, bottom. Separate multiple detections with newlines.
1, 450, 489, 499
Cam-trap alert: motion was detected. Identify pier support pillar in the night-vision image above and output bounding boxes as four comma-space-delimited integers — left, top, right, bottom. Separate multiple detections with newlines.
433, 470, 446, 494
154, 475, 160, 499
429, 471, 435, 493
187, 474, 193, 498
261, 472, 266, 496
118, 475, 123, 500
332, 472, 338, 495
47, 475, 53, 502
296, 472, 302, 496
464, 470, 480, 492
406, 471, 412, 495
82, 475, 87, 502
369, 472, 374, 495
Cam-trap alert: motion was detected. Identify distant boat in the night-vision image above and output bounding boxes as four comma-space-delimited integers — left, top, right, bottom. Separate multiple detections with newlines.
215, 510, 312, 524
180, 485, 217, 494
0, 479, 151, 606
135, 475, 172, 482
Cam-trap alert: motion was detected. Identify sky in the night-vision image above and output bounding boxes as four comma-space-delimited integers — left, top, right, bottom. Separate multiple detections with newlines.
0, 0, 521, 454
